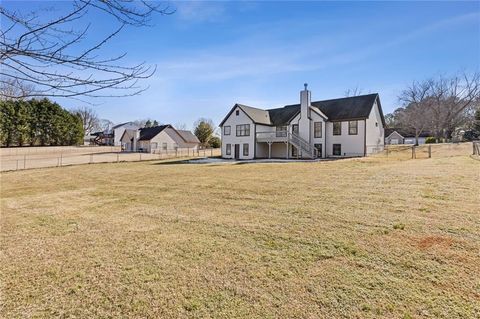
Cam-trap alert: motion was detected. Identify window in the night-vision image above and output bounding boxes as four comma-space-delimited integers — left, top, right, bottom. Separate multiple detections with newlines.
235, 109, 240, 116
226, 144, 231, 155
314, 143, 322, 158
276, 126, 287, 137
243, 143, 249, 156
151, 142, 158, 149
292, 124, 299, 134
173, 143, 178, 150
333, 144, 341, 156
236, 124, 250, 136
314, 122, 322, 138
333, 122, 341, 135
349, 121, 358, 135
224, 126, 231, 135
162, 142, 168, 150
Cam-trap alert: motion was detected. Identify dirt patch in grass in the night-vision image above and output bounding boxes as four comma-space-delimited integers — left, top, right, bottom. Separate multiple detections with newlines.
417, 235, 455, 250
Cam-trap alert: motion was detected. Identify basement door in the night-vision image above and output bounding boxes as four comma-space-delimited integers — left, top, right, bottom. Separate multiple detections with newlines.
234, 144, 240, 159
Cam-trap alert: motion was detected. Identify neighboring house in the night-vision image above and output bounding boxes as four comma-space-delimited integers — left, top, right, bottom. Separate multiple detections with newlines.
120, 129, 138, 151
90, 131, 114, 146
385, 128, 431, 145
219, 84, 385, 159
120, 124, 200, 153
113, 122, 139, 146
176, 130, 202, 150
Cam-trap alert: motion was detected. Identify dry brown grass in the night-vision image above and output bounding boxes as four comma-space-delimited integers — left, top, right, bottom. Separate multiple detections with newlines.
1, 152, 479, 318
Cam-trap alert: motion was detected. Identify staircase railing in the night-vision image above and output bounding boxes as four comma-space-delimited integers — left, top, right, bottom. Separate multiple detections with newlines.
288, 131, 316, 158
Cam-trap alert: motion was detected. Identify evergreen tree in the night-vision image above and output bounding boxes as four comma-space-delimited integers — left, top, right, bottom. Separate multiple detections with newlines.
193, 118, 215, 147
0, 100, 16, 146
0, 98, 85, 146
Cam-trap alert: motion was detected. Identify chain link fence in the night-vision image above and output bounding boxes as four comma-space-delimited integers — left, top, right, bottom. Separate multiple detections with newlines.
1, 147, 221, 172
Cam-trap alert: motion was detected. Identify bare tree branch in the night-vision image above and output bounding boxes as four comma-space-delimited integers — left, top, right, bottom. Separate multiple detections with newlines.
0, 0, 174, 100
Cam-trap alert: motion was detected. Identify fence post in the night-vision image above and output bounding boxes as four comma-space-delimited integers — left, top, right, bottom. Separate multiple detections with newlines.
428, 145, 431, 158
117, 153, 119, 163
24, 154, 26, 169
16, 159, 19, 170
60, 153, 63, 166
411, 146, 415, 159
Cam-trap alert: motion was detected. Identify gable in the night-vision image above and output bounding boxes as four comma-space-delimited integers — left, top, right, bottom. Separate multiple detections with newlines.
219, 104, 258, 127
138, 125, 172, 141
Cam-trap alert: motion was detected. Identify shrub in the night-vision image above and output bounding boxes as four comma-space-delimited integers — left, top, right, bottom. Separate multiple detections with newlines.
393, 223, 405, 230
425, 137, 436, 144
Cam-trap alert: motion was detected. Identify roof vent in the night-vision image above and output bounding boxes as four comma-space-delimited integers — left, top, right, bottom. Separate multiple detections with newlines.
304, 83, 308, 90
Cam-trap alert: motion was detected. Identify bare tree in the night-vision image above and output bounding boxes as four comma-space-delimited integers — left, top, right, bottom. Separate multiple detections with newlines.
0, 77, 35, 101
175, 122, 188, 130
0, 1, 174, 100
398, 79, 435, 145
100, 119, 114, 133
344, 86, 363, 97
72, 106, 101, 136
396, 104, 432, 145
397, 71, 480, 143
428, 72, 480, 141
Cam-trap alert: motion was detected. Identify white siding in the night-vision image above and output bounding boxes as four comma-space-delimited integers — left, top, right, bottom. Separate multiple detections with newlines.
139, 130, 179, 153
365, 100, 385, 154
310, 111, 326, 158
325, 120, 365, 157
114, 123, 138, 146
221, 106, 255, 159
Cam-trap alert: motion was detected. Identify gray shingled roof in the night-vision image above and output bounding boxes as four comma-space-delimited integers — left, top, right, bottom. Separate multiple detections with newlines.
237, 104, 271, 125
220, 93, 384, 127
138, 125, 171, 141
177, 130, 200, 143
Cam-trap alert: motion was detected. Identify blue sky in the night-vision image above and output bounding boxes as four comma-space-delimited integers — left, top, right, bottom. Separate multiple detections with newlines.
6, 1, 480, 129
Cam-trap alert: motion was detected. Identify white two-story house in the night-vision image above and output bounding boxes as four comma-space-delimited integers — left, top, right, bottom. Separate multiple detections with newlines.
219, 84, 385, 159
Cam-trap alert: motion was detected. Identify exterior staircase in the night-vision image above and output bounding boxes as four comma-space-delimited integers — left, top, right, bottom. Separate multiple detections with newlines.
256, 131, 317, 159
288, 131, 316, 159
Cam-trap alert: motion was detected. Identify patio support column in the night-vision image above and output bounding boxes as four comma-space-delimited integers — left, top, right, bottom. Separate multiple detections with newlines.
286, 141, 289, 159
268, 142, 272, 159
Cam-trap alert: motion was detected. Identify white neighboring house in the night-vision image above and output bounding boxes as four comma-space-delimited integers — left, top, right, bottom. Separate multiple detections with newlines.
385, 128, 431, 145
113, 122, 139, 146
219, 85, 385, 159
120, 124, 200, 153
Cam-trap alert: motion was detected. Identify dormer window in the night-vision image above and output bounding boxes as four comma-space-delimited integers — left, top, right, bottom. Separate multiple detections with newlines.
236, 110, 240, 116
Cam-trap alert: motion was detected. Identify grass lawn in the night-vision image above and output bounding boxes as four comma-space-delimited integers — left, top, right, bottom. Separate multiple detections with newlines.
1, 154, 479, 318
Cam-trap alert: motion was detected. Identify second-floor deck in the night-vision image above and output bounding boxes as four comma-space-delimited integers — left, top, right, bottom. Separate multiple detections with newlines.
256, 131, 288, 143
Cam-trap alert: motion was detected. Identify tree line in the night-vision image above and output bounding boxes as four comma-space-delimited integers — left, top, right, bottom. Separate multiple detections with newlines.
385, 72, 480, 144
0, 99, 83, 147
